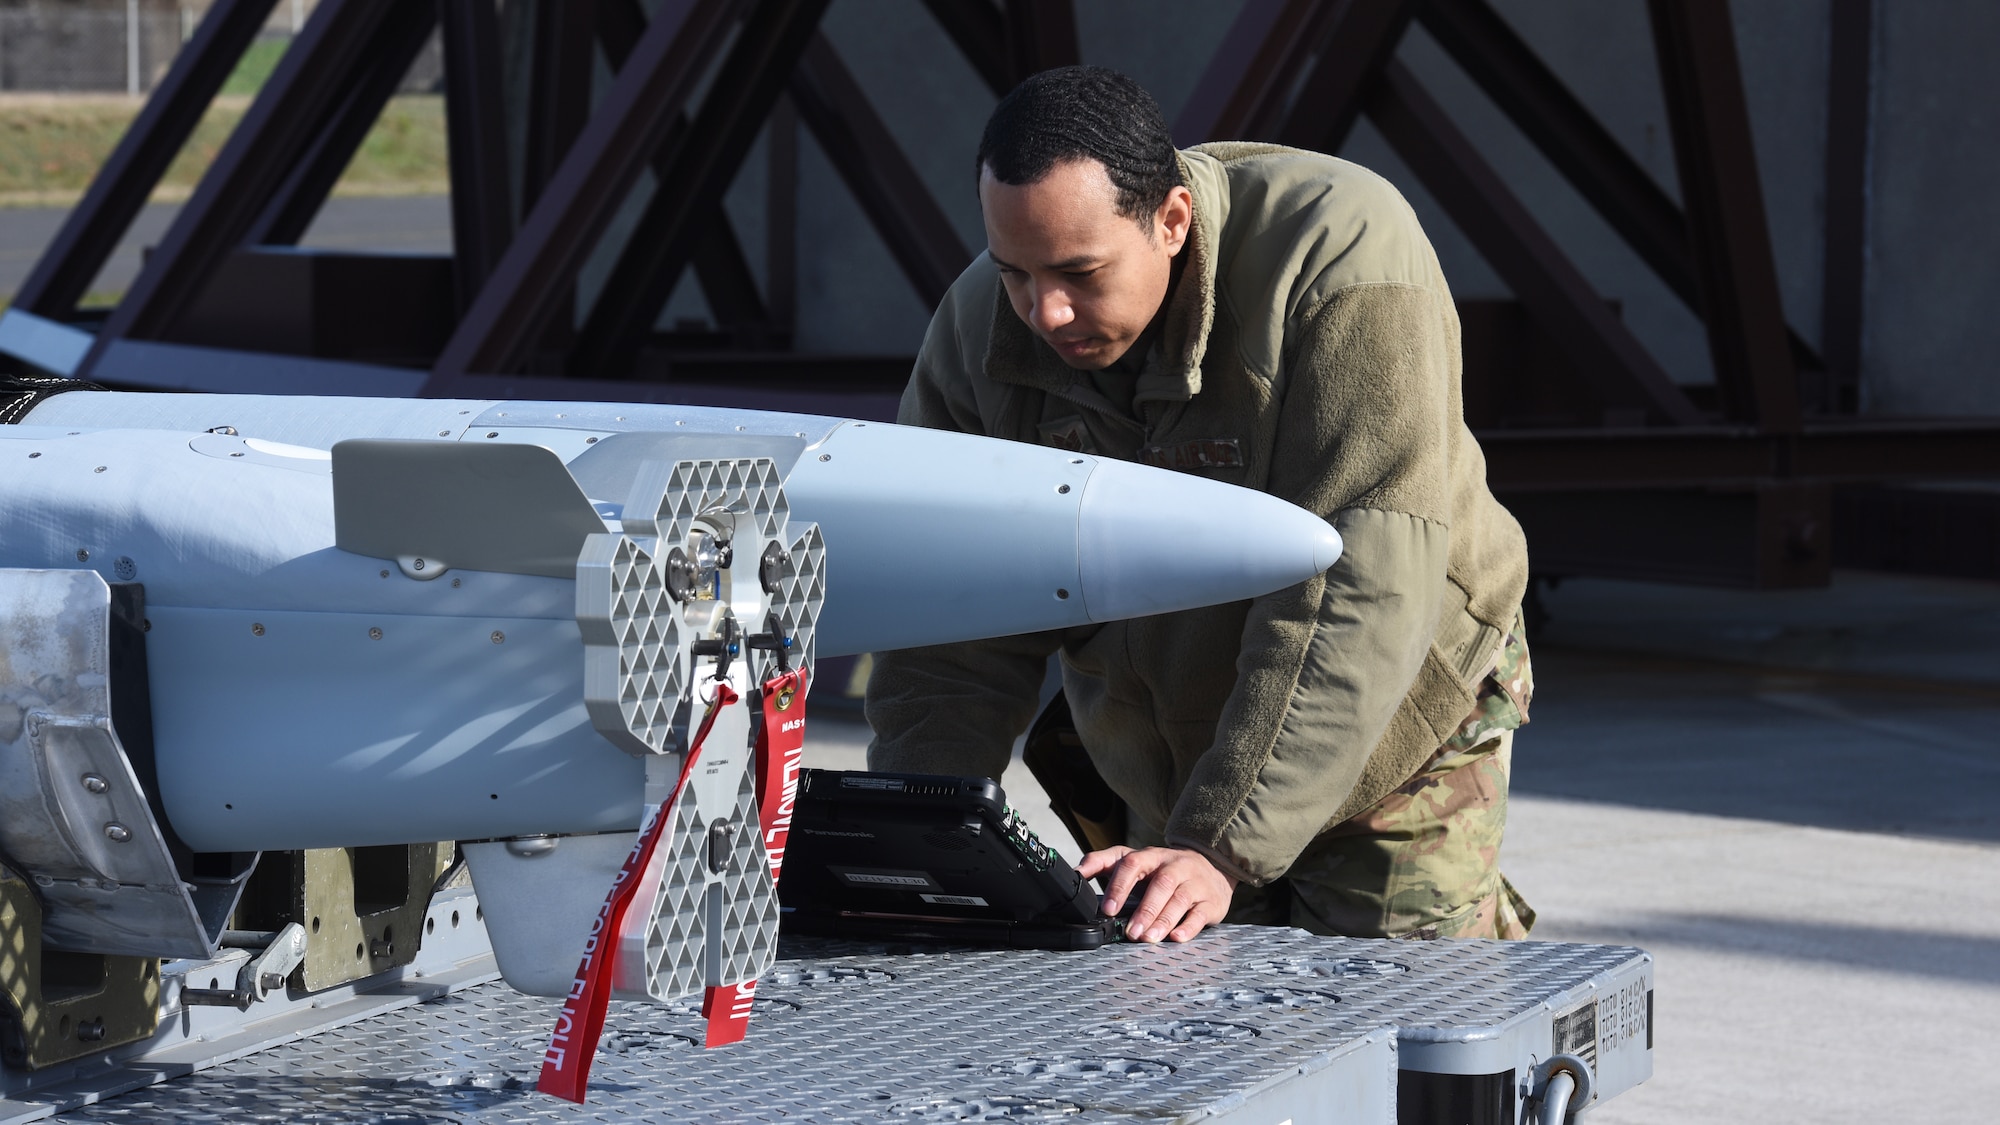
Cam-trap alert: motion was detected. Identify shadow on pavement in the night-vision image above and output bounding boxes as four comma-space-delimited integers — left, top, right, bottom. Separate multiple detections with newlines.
1542, 911, 2000, 987
1510, 646, 2000, 844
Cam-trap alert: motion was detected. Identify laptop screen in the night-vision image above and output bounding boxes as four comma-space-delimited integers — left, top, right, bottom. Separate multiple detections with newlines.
777, 769, 1119, 950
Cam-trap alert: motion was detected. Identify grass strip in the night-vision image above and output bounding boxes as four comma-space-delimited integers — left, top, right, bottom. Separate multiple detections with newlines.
0, 93, 448, 208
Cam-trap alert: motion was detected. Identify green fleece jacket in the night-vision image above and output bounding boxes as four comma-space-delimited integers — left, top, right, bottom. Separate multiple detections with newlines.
866, 143, 1529, 886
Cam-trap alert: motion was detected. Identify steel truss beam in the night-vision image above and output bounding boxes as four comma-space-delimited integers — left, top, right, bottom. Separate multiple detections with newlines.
1003, 0, 1080, 82
13, 0, 278, 319
441, 0, 514, 306
75, 0, 426, 379
522, 0, 597, 216
426, 0, 738, 389
243, 2, 438, 248
1482, 422, 2000, 491
1176, 0, 1414, 152
1648, 0, 1800, 431
790, 34, 973, 311
921, 0, 1077, 97
1417, 0, 1830, 385
923, 0, 1009, 96
1818, 0, 1873, 413
591, 0, 773, 345
1365, 60, 1703, 424
568, 0, 829, 377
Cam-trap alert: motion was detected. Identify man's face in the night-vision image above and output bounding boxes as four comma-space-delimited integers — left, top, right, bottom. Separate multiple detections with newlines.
979, 158, 1192, 371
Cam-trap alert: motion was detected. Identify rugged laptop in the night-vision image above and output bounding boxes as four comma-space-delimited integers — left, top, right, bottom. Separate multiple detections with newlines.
777, 769, 1120, 950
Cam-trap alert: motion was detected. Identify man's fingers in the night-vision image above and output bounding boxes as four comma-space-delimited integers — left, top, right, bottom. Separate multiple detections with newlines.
1168, 901, 1217, 943
1095, 848, 1166, 916
1134, 881, 1197, 943
1075, 846, 1131, 880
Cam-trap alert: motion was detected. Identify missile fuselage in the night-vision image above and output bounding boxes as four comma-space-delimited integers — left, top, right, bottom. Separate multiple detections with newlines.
3, 392, 1340, 857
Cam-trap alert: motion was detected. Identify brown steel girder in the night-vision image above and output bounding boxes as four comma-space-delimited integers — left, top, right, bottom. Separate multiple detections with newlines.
424, 0, 739, 388
73, 0, 422, 378
11, 0, 278, 320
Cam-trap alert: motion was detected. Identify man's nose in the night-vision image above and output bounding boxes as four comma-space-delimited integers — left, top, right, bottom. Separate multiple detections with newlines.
1031, 286, 1074, 333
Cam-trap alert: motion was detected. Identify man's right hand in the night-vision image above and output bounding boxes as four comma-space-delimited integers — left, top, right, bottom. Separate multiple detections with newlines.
1078, 845, 1236, 944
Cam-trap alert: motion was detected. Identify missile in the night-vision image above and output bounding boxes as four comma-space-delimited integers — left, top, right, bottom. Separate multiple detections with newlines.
1, 390, 1340, 995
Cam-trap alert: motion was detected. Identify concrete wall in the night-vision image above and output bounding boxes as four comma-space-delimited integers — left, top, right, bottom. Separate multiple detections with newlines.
1865, 3, 2000, 415
679, 0, 1990, 419
0, 1, 186, 93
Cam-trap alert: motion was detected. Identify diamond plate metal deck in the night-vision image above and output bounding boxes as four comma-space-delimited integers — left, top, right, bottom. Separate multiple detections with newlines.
25, 925, 1650, 1124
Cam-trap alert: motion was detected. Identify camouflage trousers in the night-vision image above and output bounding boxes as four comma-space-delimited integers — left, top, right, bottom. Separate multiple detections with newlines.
1216, 730, 1535, 940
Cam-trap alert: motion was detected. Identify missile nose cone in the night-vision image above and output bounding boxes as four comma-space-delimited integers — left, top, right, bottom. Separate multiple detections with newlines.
1076, 461, 1342, 621
1312, 521, 1344, 574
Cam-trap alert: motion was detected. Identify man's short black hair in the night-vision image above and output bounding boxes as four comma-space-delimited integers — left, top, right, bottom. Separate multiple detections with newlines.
976, 65, 1184, 224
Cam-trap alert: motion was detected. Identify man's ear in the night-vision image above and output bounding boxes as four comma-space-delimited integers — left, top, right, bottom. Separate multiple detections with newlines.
1157, 185, 1194, 257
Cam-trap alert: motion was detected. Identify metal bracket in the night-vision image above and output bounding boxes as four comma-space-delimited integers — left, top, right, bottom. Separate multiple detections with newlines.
0, 862, 159, 1071
232, 845, 453, 992
179, 924, 308, 1009
0, 569, 221, 960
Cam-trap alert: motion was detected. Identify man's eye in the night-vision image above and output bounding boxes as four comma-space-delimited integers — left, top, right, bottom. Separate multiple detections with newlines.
1064, 268, 1100, 280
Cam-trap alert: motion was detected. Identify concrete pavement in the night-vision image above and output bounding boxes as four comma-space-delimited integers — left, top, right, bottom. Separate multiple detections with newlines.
0, 195, 452, 300
803, 571, 2000, 1123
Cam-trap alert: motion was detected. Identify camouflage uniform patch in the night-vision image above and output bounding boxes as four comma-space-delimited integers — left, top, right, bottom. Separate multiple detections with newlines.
1223, 613, 1536, 940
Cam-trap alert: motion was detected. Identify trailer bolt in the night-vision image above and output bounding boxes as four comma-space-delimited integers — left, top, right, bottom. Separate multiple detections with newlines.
491, 631, 505, 644
76, 548, 89, 561
81, 773, 108, 794
251, 622, 265, 636
103, 823, 131, 843
369, 627, 384, 640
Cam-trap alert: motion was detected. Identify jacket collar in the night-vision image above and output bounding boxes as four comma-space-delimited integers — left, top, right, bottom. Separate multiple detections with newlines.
983, 151, 1223, 401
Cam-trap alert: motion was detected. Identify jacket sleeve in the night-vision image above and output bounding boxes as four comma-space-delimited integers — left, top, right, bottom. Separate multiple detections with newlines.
1163, 281, 1458, 885
864, 268, 1060, 780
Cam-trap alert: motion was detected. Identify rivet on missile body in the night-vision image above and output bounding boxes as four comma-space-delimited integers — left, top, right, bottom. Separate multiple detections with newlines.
491, 631, 505, 644
437, 430, 450, 437
1056, 589, 1070, 600
1057, 484, 1071, 494
27, 451, 39, 458
485, 431, 499, 439
81, 773, 108, 794
451, 578, 462, 588
585, 436, 598, 444
230, 452, 244, 458
94, 466, 107, 473
380, 569, 390, 578
76, 548, 89, 561
251, 622, 265, 636
103, 823, 131, 843
819, 454, 831, 462
369, 627, 384, 640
